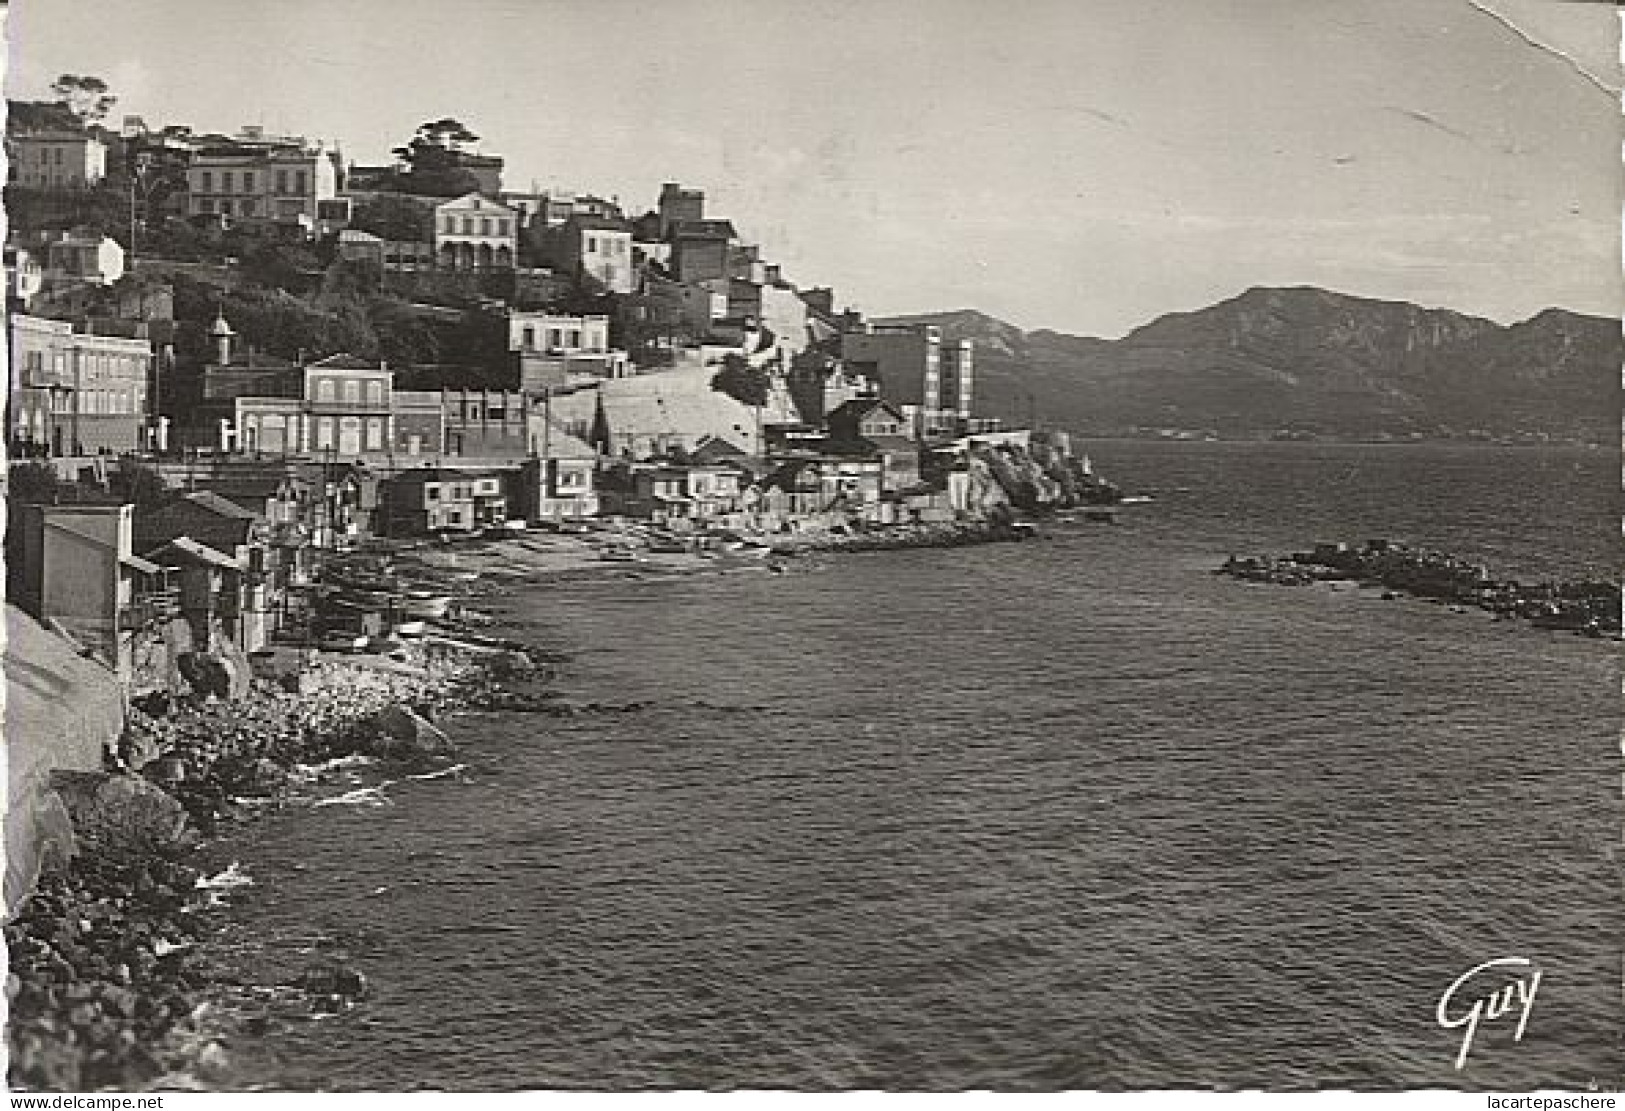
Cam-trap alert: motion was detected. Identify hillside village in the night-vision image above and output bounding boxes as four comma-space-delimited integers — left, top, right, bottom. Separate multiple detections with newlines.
4, 80, 1116, 691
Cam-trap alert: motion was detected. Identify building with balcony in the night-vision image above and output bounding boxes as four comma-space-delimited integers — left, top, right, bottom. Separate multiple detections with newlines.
510, 311, 630, 389
136, 490, 278, 654
433, 193, 517, 270
230, 352, 394, 459
9, 313, 151, 457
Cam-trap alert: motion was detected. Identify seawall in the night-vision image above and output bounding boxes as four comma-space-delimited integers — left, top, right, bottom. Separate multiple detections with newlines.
3, 605, 126, 917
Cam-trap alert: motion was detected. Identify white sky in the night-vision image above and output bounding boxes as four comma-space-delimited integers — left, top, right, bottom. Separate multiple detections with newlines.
7, 0, 1620, 336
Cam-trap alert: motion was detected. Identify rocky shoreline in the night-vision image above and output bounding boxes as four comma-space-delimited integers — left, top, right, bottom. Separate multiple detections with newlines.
768, 516, 1034, 556
4, 629, 552, 1091
1217, 539, 1621, 638
4, 512, 1049, 1090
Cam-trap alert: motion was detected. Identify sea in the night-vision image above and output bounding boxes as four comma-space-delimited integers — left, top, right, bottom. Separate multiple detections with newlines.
206, 441, 1622, 1092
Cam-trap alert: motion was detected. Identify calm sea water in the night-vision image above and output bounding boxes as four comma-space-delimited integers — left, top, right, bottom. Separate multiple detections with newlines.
210, 442, 1621, 1091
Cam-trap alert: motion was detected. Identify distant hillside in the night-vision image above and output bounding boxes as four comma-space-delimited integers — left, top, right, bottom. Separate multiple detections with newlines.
876, 286, 1620, 441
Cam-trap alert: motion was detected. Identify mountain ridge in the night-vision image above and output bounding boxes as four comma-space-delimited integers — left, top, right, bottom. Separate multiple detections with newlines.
874, 286, 1619, 441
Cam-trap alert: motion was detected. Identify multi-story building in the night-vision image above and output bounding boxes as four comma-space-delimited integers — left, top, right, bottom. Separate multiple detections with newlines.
669, 219, 738, 284
842, 322, 971, 437
378, 467, 508, 536
391, 390, 446, 458
560, 215, 634, 293
939, 339, 975, 421
231, 353, 394, 458
8, 132, 107, 189
657, 182, 705, 238
519, 423, 599, 520
11, 504, 174, 681
442, 389, 528, 459
433, 192, 517, 270
185, 133, 339, 231
510, 311, 629, 389
9, 314, 152, 457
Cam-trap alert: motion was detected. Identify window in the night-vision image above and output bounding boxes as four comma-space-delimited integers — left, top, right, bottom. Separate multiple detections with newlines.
342, 380, 361, 403
566, 330, 580, 348
316, 418, 335, 449
317, 379, 336, 402
201, 171, 213, 192
365, 381, 384, 405
444, 215, 455, 233
462, 217, 473, 235
480, 218, 491, 236
276, 170, 288, 193
366, 419, 383, 450
243, 172, 255, 192
222, 171, 233, 193
497, 219, 509, 236
427, 486, 440, 501
585, 235, 597, 253
241, 199, 257, 216
523, 326, 535, 349
295, 171, 307, 193
546, 328, 561, 349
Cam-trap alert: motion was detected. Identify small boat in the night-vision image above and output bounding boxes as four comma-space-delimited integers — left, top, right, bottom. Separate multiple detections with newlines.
394, 620, 427, 638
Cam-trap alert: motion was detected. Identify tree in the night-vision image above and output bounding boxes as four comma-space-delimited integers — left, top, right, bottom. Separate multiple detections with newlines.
351, 193, 433, 241
711, 354, 772, 408
49, 74, 116, 125
391, 118, 483, 197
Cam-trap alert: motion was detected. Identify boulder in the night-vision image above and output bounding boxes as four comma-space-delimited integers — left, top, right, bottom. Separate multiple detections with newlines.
47, 772, 190, 865
371, 704, 456, 767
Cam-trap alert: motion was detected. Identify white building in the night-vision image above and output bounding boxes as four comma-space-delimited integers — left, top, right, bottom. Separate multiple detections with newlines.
510, 311, 630, 390
434, 193, 517, 270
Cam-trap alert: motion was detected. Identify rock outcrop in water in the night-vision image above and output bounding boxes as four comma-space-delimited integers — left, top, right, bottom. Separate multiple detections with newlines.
1218, 539, 1622, 637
